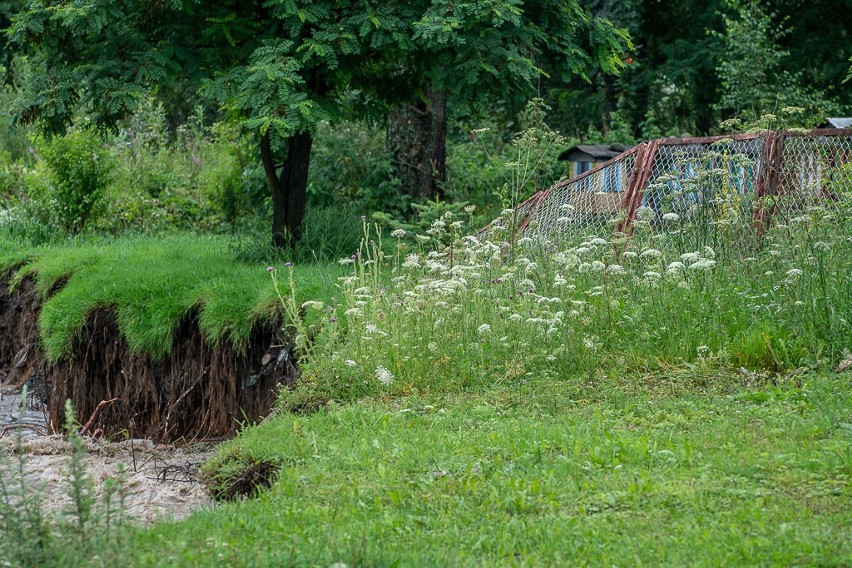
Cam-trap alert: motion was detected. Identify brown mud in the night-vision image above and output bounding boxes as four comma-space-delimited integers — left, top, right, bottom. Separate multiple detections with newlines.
1, 273, 297, 442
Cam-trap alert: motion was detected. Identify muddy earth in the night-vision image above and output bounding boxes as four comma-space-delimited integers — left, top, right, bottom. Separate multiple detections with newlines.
1, 386, 215, 524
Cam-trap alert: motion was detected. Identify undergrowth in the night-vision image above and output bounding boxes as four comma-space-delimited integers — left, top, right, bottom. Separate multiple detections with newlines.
0, 398, 128, 566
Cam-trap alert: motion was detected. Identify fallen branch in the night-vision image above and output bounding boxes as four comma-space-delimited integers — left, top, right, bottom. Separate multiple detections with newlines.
0, 423, 48, 438
78, 398, 119, 436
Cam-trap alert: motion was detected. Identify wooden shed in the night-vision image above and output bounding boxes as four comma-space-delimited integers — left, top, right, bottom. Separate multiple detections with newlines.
558, 143, 630, 178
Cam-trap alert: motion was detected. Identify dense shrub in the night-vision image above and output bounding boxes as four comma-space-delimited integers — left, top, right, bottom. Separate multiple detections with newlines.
37, 127, 112, 233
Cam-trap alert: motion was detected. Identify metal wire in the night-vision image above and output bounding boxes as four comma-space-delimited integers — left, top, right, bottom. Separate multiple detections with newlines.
511, 129, 852, 248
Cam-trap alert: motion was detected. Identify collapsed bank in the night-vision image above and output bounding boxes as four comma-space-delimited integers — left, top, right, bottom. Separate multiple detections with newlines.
0, 236, 311, 441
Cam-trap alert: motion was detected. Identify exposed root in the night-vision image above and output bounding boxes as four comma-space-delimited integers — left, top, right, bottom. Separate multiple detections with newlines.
1, 274, 299, 442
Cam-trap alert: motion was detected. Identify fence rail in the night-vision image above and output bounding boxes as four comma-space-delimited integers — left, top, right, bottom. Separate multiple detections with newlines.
487, 128, 852, 247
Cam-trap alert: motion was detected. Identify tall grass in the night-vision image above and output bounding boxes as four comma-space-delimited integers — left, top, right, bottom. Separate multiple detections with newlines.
276, 185, 852, 405
1, 234, 341, 361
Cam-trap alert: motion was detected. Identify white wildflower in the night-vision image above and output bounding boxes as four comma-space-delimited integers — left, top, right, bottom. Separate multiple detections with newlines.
785, 268, 803, 277
509, 314, 522, 322
345, 360, 357, 367
344, 308, 362, 317
662, 212, 680, 222
689, 258, 716, 270
680, 252, 701, 263
623, 251, 638, 259
667, 261, 685, 274
402, 254, 421, 268
643, 271, 661, 279
374, 366, 394, 385
464, 204, 476, 213
606, 264, 625, 274
301, 300, 324, 310
391, 229, 406, 238
702, 246, 716, 260
365, 323, 379, 334
640, 248, 662, 259
477, 324, 491, 335
590, 237, 608, 246
591, 260, 606, 271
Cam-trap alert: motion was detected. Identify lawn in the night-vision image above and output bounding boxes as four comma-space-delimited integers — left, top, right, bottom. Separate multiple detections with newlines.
122, 366, 851, 566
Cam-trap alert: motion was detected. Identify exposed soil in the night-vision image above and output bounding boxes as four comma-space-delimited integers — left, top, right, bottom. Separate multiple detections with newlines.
0, 273, 298, 442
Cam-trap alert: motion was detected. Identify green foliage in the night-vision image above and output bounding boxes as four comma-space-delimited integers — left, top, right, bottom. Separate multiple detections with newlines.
306, 120, 405, 215
713, 0, 837, 126
230, 205, 366, 265
2, 234, 340, 362
37, 127, 112, 233
115, 369, 851, 565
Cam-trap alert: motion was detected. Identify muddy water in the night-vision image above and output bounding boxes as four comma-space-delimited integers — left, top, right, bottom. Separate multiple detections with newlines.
1, 386, 216, 524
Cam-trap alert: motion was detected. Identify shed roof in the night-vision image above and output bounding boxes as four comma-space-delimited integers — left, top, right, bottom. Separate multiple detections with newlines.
825, 117, 852, 129
558, 143, 629, 162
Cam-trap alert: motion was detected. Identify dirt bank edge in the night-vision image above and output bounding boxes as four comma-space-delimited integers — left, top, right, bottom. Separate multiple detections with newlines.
1, 273, 297, 441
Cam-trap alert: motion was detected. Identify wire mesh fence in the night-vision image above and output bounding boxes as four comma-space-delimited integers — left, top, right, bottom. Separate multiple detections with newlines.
505, 128, 852, 250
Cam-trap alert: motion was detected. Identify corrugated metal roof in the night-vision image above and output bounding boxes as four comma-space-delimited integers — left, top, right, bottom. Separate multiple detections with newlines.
826, 117, 852, 129
558, 144, 628, 162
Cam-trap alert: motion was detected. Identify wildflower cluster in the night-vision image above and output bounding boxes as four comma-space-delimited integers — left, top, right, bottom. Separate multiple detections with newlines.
270, 181, 850, 403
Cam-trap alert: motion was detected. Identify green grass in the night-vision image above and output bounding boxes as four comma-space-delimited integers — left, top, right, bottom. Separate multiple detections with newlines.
0, 234, 341, 361
116, 366, 851, 566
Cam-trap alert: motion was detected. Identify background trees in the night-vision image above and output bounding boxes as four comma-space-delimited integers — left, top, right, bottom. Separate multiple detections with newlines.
1, 0, 848, 254
9, 1, 627, 247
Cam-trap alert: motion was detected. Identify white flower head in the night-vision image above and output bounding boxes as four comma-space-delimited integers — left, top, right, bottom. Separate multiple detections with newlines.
391, 229, 406, 238
374, 366, 394, 385
477, 323, 492, 335
662, 212, 680, 222
666, 261, 685, 274
680, 252, 701, 263
640, 248, 662, 259
345, 359, 357, 367
301, 300, 324, 310
689, 258, 716, 270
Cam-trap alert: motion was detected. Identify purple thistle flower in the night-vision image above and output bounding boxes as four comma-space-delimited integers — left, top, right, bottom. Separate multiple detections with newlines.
285, 261, 292, 268
266, 266, 274, 273
330, 317, 337, 323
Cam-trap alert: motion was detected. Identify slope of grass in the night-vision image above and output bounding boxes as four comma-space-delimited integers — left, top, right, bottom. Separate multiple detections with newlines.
115, 366, 851, 566
0, 234, 341, 360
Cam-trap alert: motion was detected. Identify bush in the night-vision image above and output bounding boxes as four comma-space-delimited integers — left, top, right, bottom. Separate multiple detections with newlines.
307, 120, 406, 216
37, 127, 112, 233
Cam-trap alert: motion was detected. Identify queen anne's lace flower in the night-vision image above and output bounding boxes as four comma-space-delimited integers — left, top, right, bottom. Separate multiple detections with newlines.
374, 366, 394, 385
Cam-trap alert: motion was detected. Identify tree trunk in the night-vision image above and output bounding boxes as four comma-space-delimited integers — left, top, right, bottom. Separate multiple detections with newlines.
260, 131, 314, 249
387, 87, 447, 201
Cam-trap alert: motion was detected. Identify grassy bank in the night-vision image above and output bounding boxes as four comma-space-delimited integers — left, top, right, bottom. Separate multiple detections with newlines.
0, 234, 339, 360
113, 366, 851, 566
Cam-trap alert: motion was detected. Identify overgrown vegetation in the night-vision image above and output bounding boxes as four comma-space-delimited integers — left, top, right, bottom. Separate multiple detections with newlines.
0, 0, 849, 564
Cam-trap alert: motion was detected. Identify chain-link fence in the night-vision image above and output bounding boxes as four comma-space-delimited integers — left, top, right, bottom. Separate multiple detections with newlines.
504, 129, 852, 249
